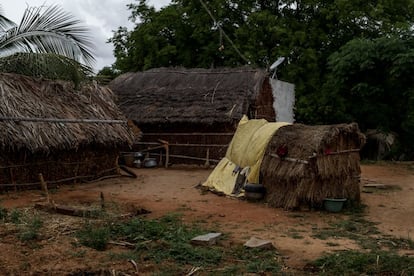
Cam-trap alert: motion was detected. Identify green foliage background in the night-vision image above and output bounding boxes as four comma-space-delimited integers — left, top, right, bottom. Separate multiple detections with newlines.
106, 0, 414, 159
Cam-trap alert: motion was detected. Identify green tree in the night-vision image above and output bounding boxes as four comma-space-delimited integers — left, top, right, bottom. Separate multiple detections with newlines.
0, 4, 95, 84
111, 0, 414, 158
322, 36, 414, 158
96, 65, 121, 84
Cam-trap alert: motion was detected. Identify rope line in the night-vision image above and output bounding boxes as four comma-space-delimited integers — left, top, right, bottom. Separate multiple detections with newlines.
198, 0, 251, 64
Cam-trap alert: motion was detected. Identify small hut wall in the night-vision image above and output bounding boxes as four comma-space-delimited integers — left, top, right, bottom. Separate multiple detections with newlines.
134, 122, 234, 165
0, 147, 120, 189
252, 78, 276, 122
260, 123, 365, 209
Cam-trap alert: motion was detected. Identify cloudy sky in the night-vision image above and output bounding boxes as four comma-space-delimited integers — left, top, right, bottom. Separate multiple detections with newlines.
2, 0, 171, 72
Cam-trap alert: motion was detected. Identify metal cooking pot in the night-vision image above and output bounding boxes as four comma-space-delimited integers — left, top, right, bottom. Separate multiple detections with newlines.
134, 151, 145, 161
143, 158, 157, 168
133, 159, 142, 168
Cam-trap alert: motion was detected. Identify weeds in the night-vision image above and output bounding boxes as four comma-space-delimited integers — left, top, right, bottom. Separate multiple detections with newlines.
76, 221, 110, 251
0, 208, 43, 242
241, 248, 280, 274
76, 213, 282, 275
312, 250, 414, 275
18, 215, 43, 242
10, 209, 23, 224
0, 206, 7, 221
312, 207, 414, 252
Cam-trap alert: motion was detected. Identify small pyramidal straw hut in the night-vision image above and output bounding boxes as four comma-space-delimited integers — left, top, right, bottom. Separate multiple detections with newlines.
0, 73, 136, 189
203, 117, 365, 210
261, 123, 366, 209
109, 67, 295, 165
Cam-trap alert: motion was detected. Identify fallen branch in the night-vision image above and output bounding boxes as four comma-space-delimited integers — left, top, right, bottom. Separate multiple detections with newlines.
34, 203, 101, 218
108, 240, 136, 248
119, 165, 138, 178
128, 259, 139, 274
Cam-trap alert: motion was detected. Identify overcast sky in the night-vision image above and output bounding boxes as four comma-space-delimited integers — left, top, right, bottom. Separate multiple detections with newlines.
2, 0, 171, 72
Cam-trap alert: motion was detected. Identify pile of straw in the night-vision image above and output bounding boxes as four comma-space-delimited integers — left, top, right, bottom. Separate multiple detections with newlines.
261, 123, 365, 209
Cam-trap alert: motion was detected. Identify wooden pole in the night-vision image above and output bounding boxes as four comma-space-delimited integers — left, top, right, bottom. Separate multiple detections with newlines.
100, 192, 105, 210
9, 168, 17, 192
39, 173, 50, 204
157, 139, 170, 168
204, 148, 210, 168
165, 143, 169, 168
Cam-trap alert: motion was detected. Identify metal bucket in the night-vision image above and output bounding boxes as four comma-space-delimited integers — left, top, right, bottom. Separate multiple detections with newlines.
144, 158, 158, 168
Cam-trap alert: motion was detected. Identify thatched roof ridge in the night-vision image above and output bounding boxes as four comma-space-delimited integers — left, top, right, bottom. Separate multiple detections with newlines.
0, 73, 135, 153
268, 123, 366, 159
109, 67, 268, 124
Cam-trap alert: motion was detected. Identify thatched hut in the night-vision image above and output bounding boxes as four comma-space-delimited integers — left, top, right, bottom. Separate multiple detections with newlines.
0, 73, 136, 189
109, 67, 294, 164
260, 123, 365, 209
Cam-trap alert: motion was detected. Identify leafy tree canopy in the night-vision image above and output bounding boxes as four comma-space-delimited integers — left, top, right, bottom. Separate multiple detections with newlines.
110, 0, 414, 158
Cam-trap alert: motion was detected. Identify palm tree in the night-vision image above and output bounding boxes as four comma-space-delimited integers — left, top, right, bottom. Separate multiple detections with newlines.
0, 4, 95, 85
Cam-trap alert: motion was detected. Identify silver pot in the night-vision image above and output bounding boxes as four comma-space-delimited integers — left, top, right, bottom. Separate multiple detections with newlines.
133, 159, 142, 168
134, 151, 145, 160
143, 158, 157, 168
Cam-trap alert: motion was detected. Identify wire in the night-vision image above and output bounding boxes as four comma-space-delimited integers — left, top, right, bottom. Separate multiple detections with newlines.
198, 0, 251, 64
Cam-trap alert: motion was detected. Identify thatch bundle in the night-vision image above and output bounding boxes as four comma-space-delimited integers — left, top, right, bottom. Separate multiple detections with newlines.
0, 73, 136, 187
261, 123, 365, 209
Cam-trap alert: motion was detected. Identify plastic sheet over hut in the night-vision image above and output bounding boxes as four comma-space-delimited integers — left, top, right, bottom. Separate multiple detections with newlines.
0, 73, 137, 189
261, 123, 366, 209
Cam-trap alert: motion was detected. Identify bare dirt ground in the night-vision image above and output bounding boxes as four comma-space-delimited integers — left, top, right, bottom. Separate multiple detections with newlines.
0, 162, 413, 274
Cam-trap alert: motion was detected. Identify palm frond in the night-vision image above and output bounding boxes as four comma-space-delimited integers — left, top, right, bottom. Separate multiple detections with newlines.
0, 5, 17, 32
0, 52, 94, 88
0, 5, 95, 66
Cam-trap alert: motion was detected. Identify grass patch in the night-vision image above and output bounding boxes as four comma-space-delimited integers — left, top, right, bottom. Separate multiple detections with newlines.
312, 207, 414, 252
18, 215, 43, 242
0, 208, 43, 242
312, 210, 382, 250
0, 206, 7, 221
10, 209, 23, 224
213, 246, 280, 275
312, 250, 414, 275
76, 213, 282, 275
76, 221, 111, 251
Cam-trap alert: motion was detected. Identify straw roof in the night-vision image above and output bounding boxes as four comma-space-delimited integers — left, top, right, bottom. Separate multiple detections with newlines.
0, 73, 135, 153
109, 67, 268, 125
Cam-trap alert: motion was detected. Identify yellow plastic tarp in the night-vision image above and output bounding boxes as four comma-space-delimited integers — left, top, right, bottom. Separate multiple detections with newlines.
203, 116, 290, 195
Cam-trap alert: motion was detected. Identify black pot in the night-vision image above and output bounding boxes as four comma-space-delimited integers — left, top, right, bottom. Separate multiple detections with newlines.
244, 183, 266, 193
244, 183, 266, 200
